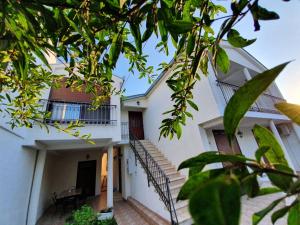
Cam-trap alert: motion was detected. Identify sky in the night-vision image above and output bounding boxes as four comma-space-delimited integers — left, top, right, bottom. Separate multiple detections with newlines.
114, 1, 300, 104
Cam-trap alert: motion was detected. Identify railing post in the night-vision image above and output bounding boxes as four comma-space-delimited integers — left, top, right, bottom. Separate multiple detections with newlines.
146, 153, 150, 187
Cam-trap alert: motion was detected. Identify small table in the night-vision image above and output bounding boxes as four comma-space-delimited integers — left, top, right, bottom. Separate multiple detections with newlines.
58, 188, 82, 199
57, 188, 82, 210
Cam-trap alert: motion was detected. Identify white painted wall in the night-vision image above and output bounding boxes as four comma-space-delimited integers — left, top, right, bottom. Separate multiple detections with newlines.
47, 150, 103, 197
33, 149, 105, 223
142, 64, 221, 175
36, 153, 55, 219
124, 145, 170, 220
280, 125, 300, 171
0, 128, 36, 225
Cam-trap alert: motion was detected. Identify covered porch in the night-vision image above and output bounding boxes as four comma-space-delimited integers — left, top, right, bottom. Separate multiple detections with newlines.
25, 138, 125, 225
200, 116, 300, 171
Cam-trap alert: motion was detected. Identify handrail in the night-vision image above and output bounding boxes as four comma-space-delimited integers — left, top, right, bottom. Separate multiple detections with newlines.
40, 99, 117, 125
216, 80, 286, 100
129, 133, 178, 225
216, 80, 286, 114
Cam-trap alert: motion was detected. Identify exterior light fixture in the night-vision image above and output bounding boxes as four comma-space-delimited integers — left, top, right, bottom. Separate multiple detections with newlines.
237, 130, 243, 138
137, 101, 140, 106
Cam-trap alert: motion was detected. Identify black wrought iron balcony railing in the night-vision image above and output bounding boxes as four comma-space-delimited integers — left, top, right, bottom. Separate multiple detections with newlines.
40, 100, 117, 125
216, 80, 286, 114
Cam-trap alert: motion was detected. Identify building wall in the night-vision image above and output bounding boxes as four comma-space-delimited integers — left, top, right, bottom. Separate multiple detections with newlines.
142, 64, 221, 175
36, 153, 55, 220
280, 125, 300, 172
0, 128, 36, 225
33, 149, 105, 223
46, 150, 103, 197
123, 145, 170, 220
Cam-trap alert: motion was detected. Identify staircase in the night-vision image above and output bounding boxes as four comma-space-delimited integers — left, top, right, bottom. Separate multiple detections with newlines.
129, 135, 192, 225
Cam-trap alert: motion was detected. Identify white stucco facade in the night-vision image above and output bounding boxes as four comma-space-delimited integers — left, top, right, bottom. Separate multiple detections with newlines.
0, 45, 300, 225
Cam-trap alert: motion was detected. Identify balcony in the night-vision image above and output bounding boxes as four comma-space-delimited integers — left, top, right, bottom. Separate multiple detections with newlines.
216, 81, 286, 114
41, 100, 117, 125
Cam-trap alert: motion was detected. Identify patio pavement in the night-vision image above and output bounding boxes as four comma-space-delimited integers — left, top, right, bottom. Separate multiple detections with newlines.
37, 192, 150, 225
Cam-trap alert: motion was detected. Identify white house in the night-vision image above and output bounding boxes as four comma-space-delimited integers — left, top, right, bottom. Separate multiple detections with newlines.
1, 43, 299, 225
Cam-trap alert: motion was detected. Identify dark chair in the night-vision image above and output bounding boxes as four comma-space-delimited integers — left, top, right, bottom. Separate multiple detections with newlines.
62, 196, 78, 211
52, 192, 63, 212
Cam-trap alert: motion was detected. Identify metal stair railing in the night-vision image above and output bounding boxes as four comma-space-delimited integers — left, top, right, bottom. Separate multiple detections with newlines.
129, 133, 179, 225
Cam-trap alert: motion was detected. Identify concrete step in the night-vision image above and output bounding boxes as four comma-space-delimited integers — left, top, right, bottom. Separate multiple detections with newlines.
174, 200, 189, 210
177, 211, 193, 225
160, 165, 177, 173
166, 171, 181, 179
134, 139, 192, 225
169, 176, 185, 186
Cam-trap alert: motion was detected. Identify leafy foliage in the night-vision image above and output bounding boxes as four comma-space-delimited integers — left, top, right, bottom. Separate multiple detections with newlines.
223, 62, 290, 142
2, 1, 300, 225
275, 102, 300, 125
0, 0, 287, 141
65, 205, 117, 225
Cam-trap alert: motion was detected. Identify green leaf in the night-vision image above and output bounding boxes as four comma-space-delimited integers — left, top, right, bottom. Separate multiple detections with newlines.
253, 198, 283, 225
182, 0, 192, 21
158, 20, 168, 43
161, 0, 174, 8
166, 20, 194, 34
178, 151, 251, 170
266, 164, 293, 192
227, 29, 256, 48
187, 99, 198, 111
119, 0, 127, 8
257, 187, 281, 196
255, 146, 270, 162
142, 26, 153, 42
271, 206, 290, 224
251, 2, 280, 21
130, 23, 142, 54
224, 62, 290, 142
178, 168, 225, 200
288, 201, 300, 225
216, 46, 230, 74
241, 173, 259, 197
275, 102, 300, 126
189, 175, 241, 225
253, 125, 289, 166
186, 33, 195, 56
109, 34, 123, 68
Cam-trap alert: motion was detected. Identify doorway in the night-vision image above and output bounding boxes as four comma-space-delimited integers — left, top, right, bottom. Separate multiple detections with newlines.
212, 130, 241, 155
76, 160, 97, 197
128, 111, 144, 139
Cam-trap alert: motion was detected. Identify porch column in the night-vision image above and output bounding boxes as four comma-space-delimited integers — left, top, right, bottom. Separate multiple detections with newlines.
243, 68, 252, 81
292, 123, 300, 142
107, 145, 114, 208
269, 120, 296, 171
27, 149, 47, 225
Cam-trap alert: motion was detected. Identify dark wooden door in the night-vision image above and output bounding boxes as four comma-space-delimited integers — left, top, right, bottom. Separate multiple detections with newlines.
76, 160, 96, 197
213, 130, 241, 155
129, 111, 144, 139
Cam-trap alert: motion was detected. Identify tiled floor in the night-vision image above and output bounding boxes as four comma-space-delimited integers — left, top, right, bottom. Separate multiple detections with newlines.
114, 200, 150, 225
37, 194, 107, 225
37, 192, 150, 225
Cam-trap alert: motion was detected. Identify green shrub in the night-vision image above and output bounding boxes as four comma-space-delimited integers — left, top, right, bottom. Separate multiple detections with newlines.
65, 205, 117, 225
